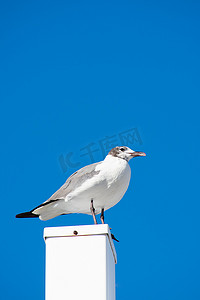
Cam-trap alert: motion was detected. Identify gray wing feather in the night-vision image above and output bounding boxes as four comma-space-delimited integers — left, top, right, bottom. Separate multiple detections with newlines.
45, 161, 102, 203
31, 161, 102, 219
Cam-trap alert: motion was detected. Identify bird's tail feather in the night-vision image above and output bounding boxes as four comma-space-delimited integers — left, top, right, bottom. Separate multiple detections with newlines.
16, 200, 68, 221
33, 200, 66, 221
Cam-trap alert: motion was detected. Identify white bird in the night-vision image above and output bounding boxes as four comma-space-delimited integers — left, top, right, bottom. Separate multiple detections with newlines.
16, 146, 146, 225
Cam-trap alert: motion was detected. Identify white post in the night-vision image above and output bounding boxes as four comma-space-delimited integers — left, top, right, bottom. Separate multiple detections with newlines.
44, 224, 117, 300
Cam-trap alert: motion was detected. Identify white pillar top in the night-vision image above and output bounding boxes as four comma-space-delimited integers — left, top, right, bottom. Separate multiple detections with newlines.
44, 224, 117, 263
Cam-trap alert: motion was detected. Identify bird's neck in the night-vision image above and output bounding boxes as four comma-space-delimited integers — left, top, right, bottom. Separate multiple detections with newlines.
104, 154, 129, 165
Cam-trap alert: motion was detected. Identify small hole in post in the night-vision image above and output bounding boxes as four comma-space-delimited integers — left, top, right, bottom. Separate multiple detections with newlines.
73, 230, 78, 235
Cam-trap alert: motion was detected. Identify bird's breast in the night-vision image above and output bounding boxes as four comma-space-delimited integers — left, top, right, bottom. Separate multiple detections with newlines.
65, 157, 131, 214
95, 157, 131, 209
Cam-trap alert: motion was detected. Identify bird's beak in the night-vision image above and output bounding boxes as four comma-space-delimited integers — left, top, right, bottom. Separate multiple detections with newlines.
129, 151, 146, 157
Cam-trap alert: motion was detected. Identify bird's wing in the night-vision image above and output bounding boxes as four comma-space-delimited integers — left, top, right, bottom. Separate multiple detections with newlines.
32, 161, 102, 211
49, 161, 102, 200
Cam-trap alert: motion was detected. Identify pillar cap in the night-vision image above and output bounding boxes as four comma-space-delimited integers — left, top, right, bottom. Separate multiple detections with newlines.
44, 224, 117, 263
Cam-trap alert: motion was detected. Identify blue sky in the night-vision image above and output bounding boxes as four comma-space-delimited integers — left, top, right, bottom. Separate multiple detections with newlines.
1, 0, 200, 299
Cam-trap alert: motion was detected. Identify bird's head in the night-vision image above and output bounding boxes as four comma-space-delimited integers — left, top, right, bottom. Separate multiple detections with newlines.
109, 146, 146, 161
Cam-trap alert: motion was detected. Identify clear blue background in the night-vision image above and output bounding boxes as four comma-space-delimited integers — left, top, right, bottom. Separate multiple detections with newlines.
1, 1, 200, 299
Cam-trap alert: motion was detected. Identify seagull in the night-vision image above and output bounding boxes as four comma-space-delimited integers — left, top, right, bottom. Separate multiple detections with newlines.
16, 146, 146, 227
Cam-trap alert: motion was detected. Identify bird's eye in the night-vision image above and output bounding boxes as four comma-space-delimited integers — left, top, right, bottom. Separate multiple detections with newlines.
120, 147, 125, 152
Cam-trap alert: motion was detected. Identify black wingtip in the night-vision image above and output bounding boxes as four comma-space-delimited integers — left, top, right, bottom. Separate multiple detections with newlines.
15, 211, 39, 218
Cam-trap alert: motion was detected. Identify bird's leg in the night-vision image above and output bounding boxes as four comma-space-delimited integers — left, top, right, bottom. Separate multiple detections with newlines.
90, 199, 97, 224
100, 208, 118, 241
100, 208, 105, 224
